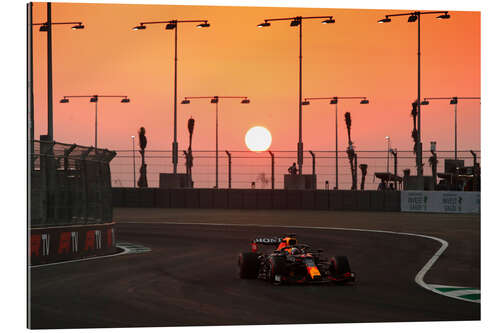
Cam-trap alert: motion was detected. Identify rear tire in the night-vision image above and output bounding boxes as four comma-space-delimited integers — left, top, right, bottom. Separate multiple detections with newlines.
238, 252, 259, 279
330, 256, 351, 275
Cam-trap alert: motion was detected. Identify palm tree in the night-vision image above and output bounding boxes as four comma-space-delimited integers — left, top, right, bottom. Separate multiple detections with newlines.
186, 118, 195, 176
345, 112, 357, 190
138, 127, 148, 188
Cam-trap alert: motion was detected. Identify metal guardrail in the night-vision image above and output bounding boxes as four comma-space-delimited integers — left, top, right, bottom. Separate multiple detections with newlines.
30, 140, 116, 227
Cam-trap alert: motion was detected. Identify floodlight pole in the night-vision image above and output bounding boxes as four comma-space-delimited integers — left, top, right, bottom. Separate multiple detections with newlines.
28, 3, 34, 170
47, 2, 53, 141
378, 10, 450, 189
174, 23, 178, 174
94, 100, 98, 148
299, 19, 303, 176
335, 102, 338, 189
132, 19, 209, 175
303, 96, 369, 190
60, 94, 130, 148
216, 101, 219, 187
182, 96, 250, 188
454, 101, 457, 159
422, 96, 480, 160
258, 15, 335, 176
33, 2, 85, 142
417, 13, 422, 181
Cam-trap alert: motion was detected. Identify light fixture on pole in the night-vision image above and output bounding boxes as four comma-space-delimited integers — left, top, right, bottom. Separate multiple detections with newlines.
257, 15, 335, 176
71, 23, 85, 30
377, 16, 391, 23
60, 94, 130, 148
33, 2, 85, 142
133, 18, 210, 175
377, 10, 451, 189
421, 96, 480, 160
181, 96, 250, 188
303, 96, 369, 190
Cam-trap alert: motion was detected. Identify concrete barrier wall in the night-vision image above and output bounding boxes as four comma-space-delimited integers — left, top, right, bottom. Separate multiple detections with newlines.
29, 223, 117, 266
199, 189, 214, 209
112, 188, 401, 212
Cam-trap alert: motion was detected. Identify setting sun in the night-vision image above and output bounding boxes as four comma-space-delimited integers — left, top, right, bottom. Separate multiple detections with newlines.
245, 126, 272, 152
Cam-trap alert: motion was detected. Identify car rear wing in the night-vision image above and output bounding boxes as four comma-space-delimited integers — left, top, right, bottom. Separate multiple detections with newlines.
253, 237, 282, 245
251, 237, 282, 252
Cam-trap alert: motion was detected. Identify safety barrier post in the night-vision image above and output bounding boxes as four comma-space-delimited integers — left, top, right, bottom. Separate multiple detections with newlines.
268, 151, 275, 189
225, 150, 231, 189
309, 150, 316, 175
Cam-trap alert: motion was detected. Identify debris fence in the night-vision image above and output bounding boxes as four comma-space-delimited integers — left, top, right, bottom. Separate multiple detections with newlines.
30, 140, 116, 227
110, 149, 480, 190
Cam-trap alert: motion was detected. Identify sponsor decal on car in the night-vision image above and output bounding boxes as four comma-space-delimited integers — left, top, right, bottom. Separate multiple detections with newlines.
253, 237, 282, 244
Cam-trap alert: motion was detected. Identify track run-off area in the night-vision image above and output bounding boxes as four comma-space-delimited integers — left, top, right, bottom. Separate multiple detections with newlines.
29, 209, 480, 329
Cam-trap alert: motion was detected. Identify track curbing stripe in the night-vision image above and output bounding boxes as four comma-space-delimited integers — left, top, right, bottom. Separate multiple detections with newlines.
29, 242, 151, 268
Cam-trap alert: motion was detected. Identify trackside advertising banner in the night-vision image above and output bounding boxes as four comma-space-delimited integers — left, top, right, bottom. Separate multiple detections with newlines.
401, 191, 480, 214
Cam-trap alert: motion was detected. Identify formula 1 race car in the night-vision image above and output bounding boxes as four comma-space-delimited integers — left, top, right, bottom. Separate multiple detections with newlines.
238, 234, 355, 285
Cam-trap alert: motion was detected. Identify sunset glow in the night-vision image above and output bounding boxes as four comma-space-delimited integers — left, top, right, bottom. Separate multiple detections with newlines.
28, 2, 481, 189
30, 3, 480, 154
245, 126, 272, 151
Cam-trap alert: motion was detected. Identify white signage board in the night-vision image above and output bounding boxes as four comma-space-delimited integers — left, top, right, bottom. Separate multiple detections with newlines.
401, 191, 480, 214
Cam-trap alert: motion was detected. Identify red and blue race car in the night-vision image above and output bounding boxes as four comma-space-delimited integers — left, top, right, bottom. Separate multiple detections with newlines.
238, 234, 355, 285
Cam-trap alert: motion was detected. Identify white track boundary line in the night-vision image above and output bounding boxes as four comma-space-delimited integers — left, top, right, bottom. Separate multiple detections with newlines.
119, 221, 479, 304
29, 244, 134, 268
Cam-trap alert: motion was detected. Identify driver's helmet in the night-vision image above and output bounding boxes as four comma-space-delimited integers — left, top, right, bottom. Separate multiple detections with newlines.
277, 236, 297, 251
290, 247, 301, 255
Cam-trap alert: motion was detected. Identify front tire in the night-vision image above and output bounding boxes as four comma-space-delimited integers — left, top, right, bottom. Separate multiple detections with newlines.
330, 256, 351, 275
238, 252, 259, 279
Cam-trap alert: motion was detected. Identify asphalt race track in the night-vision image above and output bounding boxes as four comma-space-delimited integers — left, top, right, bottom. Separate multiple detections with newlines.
29, 218, 480, 329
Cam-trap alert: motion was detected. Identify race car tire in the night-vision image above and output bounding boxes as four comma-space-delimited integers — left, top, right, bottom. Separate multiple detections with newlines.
238, 252, 259, 279
329, 256, 351, 275
267, 255, 287, 284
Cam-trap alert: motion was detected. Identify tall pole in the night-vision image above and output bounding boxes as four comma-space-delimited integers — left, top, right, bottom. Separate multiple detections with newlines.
416, 12, 423, 183
173, 23, 178, 174
182, 96, 248, 188
422, 96, 479, 160
454, 102, 458, 160
28, 2, 35, 169
303, 96, 368, 189
133, 19, 210, 174
298, 18, 303, 175
335, 102, 338, 189
215, 101, 219, 188
259, 16, 335, 176
94, 99, 98, 148
132, 136, 136, 188
47, 2, 53, 141
377, 10, 451, 189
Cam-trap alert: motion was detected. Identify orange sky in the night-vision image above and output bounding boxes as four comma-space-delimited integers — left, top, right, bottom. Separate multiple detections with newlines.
31, 2, 480, 155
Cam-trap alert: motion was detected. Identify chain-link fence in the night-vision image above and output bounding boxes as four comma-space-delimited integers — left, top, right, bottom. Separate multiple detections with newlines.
110, 149, 480, 190
30, 140, 116, 227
